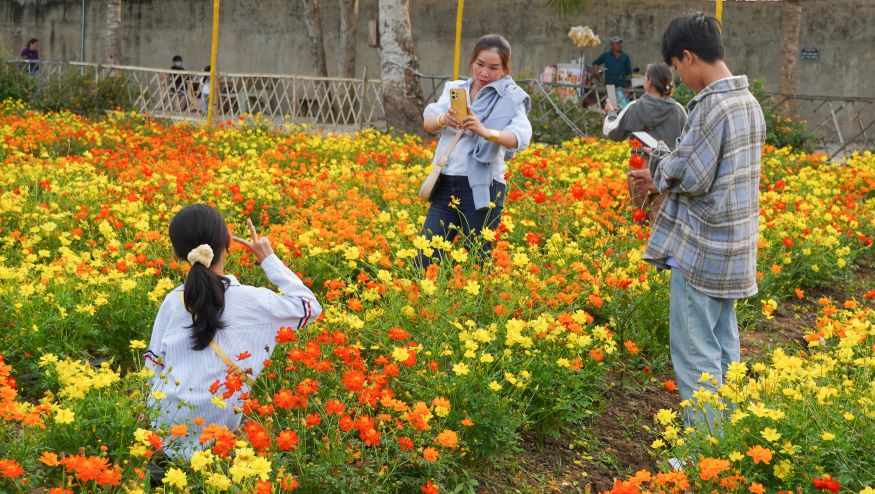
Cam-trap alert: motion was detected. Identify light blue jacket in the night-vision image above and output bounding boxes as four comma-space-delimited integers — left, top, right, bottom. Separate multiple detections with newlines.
424, 76, 532, 209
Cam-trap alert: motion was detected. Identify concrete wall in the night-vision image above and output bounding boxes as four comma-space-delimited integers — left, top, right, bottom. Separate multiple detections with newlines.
2, 0, 873, 98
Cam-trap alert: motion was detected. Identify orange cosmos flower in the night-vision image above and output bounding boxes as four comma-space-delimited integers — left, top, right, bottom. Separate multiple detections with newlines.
422, 447, 439, 462
746, 445, 773, 464
435, 429, 459, 448
169, 424, 189, 437
698, 457, 731, 480
40, 451, 60, 466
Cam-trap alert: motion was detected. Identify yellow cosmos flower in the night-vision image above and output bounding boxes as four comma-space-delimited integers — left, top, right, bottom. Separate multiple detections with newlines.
761, 428, 781, 442
163, 467, 187, 489
54, 407, 75, 424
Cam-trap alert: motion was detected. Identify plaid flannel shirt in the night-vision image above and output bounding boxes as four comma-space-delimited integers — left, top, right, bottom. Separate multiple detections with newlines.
644, 76, 766, 299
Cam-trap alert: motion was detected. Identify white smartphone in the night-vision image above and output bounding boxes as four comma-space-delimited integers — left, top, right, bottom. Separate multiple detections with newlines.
606, 84, 618, 110
632, 131, 659, 149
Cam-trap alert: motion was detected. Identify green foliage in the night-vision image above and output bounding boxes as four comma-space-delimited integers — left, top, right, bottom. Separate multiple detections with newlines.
0, 63, 132, 116
524, 84, 605, 146
673, 77, 819, 152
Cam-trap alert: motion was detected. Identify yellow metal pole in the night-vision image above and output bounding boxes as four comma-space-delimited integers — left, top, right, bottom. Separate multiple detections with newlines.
452, 0, 464, 80
716, 0, 723, 24
206, 0, 220, 127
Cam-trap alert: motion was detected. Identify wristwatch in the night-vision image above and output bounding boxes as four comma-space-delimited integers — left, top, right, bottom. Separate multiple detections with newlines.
487, 129, 500, 142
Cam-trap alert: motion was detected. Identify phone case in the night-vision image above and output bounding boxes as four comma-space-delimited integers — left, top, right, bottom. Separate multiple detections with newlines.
450, 88, 467, 120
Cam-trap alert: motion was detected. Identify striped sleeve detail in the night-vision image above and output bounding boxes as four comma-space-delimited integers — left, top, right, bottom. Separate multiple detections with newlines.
296, 298, 313, 330
143, 350, 163, 368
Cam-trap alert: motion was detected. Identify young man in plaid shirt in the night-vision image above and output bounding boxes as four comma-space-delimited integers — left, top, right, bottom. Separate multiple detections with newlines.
629, 13, 766, 430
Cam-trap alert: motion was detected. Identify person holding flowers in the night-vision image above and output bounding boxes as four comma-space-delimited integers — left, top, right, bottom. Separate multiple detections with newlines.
419, 34, 532, 266
629, 13, 766, 431
144, 204, 322, 464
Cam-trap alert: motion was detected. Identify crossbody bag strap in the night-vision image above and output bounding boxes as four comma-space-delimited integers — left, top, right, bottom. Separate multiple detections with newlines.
208, 339, 257, 387
177, 292, 256, 387
435, 129, 464, 169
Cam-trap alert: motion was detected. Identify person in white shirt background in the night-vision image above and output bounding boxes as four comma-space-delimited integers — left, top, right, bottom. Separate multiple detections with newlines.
144, 204, 321, 475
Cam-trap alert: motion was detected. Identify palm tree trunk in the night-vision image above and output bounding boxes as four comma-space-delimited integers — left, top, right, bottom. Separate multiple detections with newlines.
302, 0, 328, 77
105, 0, 123, 65
338, 0, 359, 78
378, 0, 425, 133
779, 0, 802, 113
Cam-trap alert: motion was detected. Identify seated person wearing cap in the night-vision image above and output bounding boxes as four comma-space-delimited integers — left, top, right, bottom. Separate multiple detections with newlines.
594, 36, 632, 88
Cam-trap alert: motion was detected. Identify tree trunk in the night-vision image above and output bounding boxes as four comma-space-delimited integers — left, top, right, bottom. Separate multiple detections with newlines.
105, 0, 123, 65
338, 0, 359, 78
378, 0, 425, 134
779, 0, 802, 113
302, 0, 328, 77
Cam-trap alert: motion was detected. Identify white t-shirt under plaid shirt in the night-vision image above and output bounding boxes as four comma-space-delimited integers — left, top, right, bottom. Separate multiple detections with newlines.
144, 254, 321, 459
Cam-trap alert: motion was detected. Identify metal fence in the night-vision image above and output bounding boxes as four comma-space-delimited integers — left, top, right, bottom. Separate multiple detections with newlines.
758, 93, 875, 159
420, 75, 874, 159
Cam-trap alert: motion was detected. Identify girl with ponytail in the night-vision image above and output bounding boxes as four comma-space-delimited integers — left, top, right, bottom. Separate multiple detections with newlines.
602, 63, 688, 224
144, 204, 321, 461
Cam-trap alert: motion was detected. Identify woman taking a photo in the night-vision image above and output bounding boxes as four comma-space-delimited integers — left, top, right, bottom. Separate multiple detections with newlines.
420, 34, 532, 267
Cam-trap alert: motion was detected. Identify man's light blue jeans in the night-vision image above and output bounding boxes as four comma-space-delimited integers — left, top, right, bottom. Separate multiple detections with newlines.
669, 269, 740, 430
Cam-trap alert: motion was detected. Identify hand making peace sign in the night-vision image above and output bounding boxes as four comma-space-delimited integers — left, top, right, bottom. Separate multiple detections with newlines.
232, 218, 274, 264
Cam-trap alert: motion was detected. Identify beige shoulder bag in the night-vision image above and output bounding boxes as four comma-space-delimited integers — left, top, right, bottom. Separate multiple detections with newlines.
418, 129, 464, 202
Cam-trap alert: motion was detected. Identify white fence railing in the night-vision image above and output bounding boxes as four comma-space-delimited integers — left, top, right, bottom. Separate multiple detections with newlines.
2, 60, 385, 131
4, 60, 873, 156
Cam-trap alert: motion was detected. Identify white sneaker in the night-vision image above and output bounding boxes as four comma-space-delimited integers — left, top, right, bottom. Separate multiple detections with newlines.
667, 457, 686, 471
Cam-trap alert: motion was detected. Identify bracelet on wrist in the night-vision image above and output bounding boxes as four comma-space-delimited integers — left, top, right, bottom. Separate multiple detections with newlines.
438, 114, 447, 128
487, 129, 500, 142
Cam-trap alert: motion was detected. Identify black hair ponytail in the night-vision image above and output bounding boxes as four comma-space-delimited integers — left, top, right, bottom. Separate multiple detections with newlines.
646, 63, 675, 97
168, 204, 232, 350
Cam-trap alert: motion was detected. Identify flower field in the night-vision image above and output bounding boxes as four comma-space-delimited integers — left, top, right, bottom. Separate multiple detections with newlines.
0, 100, 873, 493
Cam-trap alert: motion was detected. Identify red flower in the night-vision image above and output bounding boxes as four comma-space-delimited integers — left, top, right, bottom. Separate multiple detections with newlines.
281, 475, 299, 491
632, 208, 647, 223
0, 458, 24, 478
342, 370, 366, 392
324, 400, 346, 415
782, 237, 794, 248
338, 415, 354, 431
276, 430, 299, 451
256, 480, 272, 494
304, 413, 321, 428
812, 475, 840, 493
420, 480, 439, 494
388, 327, 410, 341
397, 436, 414, 451
629, 153, 645, 169
276, 327, 296, 343
629, 138, 643, 149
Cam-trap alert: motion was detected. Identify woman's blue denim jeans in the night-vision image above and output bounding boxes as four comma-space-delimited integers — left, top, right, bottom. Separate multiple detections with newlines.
418, 174, 506, 268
